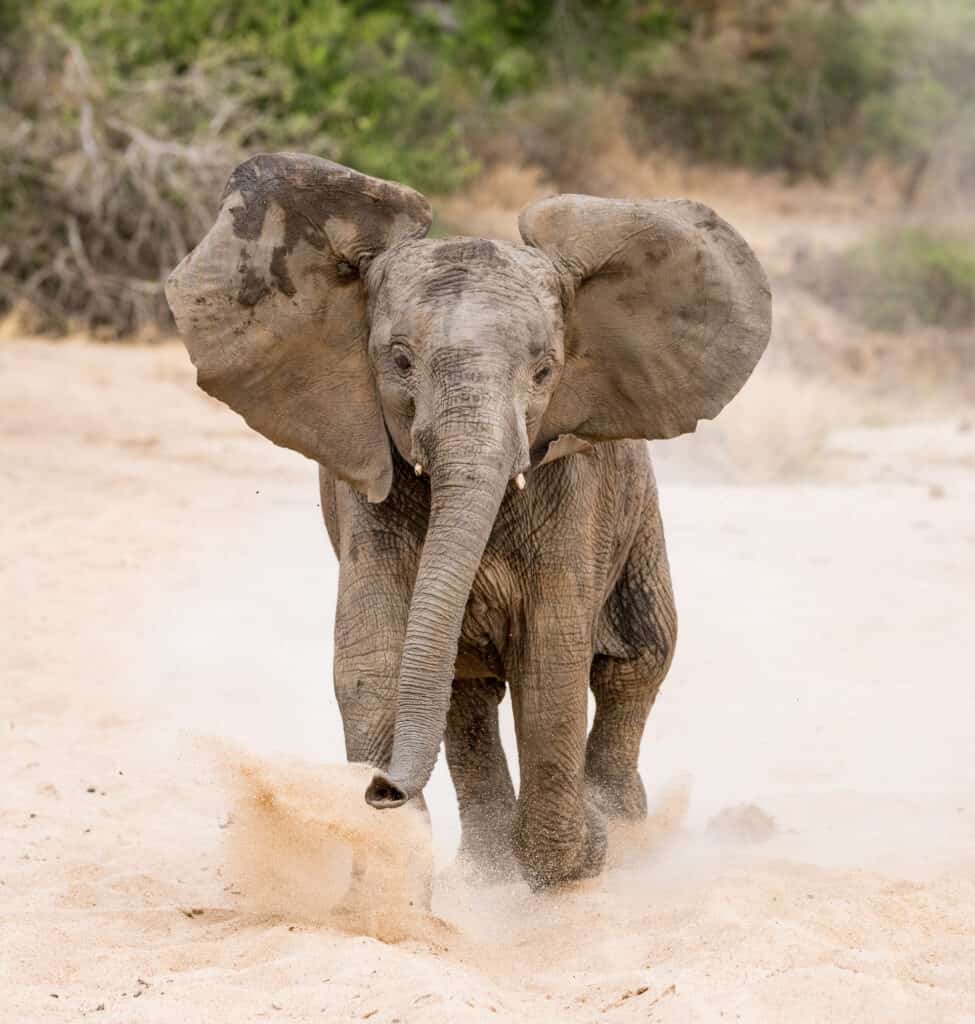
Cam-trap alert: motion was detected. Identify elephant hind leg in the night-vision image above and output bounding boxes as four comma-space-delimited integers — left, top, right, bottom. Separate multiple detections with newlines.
444, 678, 518, 882
587, 514, 677, 821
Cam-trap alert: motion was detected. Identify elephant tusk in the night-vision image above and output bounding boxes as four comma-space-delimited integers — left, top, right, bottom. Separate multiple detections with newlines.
414, 463, 424, 476
515, 473, 526, 490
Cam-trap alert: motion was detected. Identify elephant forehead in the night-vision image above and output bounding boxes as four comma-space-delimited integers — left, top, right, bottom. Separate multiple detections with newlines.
383, 237, 561, 308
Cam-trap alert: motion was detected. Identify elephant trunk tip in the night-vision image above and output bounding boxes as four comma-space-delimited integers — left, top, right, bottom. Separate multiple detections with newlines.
364, 771, 410, 810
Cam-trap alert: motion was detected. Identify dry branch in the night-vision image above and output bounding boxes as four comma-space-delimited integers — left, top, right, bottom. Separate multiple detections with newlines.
0, 25, 241, 337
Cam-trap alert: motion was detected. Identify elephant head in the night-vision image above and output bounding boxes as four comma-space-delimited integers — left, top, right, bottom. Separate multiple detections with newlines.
166, 153, 771, 809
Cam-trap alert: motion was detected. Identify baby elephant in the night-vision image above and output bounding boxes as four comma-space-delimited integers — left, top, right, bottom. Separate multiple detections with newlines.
167, 153, 770, 889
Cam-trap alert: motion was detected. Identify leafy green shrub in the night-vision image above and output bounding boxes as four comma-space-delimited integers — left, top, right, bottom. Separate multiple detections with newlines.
22, 0, 975, 196
42, 0, 673, 194
857, 0, 975, 162
2, 0, 974, 337
805, 230, 975, 332
623, 0, 975, 188
45, 0, 485, 194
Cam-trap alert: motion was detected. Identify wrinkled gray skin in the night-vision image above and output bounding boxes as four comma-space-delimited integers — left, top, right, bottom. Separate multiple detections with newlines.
166, 153, 771, 889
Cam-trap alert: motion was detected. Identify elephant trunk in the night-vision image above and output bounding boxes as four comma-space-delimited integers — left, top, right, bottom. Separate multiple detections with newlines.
365, 420, 520, 809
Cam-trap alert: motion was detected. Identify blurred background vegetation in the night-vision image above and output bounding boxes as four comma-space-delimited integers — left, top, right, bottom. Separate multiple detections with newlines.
1, 0, 973, 342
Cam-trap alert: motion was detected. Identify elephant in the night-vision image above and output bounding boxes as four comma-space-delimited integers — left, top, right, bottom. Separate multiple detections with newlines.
166, 153, 770, 889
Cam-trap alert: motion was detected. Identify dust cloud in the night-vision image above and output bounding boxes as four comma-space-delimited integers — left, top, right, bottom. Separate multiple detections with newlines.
210, 744, 438, 943
209, 738, 693, 944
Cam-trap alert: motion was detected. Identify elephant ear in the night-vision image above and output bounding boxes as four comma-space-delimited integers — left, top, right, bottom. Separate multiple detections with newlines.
519, 194, 771, 447
166, 153, 432, 502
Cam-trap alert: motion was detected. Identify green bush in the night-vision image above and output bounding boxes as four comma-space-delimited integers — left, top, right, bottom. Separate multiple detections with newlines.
44, 0, 485, 193
810, 230, 975, 332
15, 0, 975, 195
858, 0, 975, 165
2, 0, 974, 337
623, 0, 975, 186
40, 0, 675, 194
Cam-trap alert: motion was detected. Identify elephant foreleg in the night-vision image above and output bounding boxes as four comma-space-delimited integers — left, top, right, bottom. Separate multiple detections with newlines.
330, 486, 428, 907
444, 678, 517, 881
509, 620, 607, 889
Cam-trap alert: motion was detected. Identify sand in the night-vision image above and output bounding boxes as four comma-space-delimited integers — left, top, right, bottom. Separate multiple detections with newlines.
2, 336, 974, 1022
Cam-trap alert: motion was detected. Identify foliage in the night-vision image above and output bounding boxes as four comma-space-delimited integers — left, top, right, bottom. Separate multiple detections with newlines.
38, 0, 677, 193
623, 0, 975, 186
44, 1, 472, 194
805, 230, 975, 332
1, 0, 974, 336
7, 0, 975, 195
0, 27, 238, 335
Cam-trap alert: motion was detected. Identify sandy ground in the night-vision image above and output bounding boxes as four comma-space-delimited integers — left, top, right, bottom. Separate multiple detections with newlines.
3, 336, 975, 1022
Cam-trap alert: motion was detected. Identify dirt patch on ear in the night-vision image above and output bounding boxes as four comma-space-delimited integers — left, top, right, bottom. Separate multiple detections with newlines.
207, 743, 441, 943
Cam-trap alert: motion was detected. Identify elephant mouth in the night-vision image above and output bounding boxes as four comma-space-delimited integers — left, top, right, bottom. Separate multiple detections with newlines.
364, 771, 410, 809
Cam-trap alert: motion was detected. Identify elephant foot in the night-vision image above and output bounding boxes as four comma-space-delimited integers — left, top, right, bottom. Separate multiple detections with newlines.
585, 769, 648, 822
513, 797, 608, 892
573, 797, 609, 880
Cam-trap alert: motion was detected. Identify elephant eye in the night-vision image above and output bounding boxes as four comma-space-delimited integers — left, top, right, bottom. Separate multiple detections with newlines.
392, 345, 413, 373
533, 364, 552, 386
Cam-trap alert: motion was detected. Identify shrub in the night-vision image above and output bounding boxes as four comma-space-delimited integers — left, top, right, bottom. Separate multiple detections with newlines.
623, 0, 975, 192
0, 25, 239, 336
804, 230, 975, 333
45, 0, 484, 194
2, 0, 974, 337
